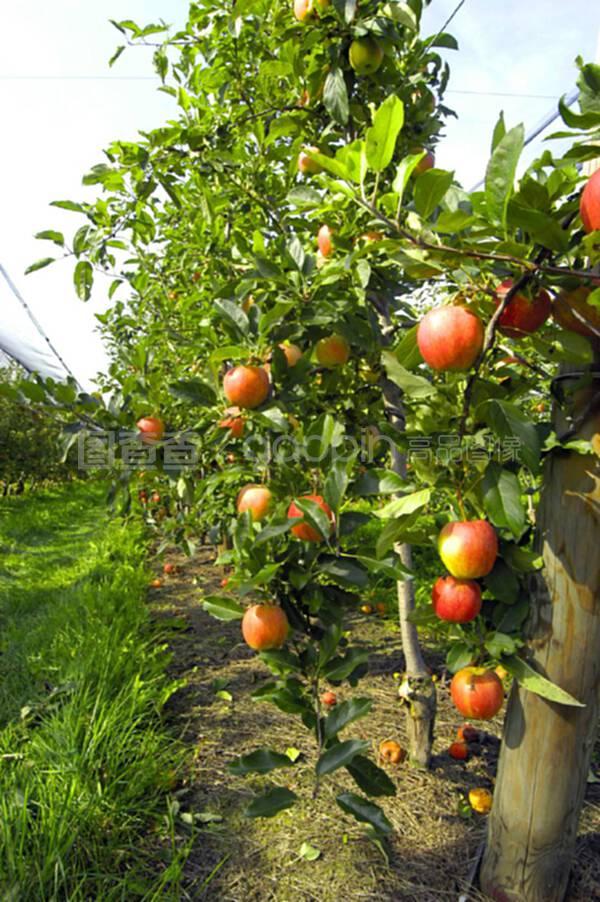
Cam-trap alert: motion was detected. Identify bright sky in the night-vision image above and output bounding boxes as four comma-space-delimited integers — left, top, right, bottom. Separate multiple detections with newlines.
1, 2, 597, 389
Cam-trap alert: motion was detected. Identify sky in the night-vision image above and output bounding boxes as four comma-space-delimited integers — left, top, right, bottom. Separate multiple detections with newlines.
0, 1, 598, 389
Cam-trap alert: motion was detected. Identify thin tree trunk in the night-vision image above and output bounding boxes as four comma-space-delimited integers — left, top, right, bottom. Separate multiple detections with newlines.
382, 371, 436, 767
480, 358, 600, 901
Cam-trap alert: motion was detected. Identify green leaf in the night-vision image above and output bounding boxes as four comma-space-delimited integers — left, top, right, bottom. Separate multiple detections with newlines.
316, 739, 369, 776
479, 399, 541, 474
202, 595, 245, 621
382, 350, 435, 398
34, 230, 64, 247
318, 555, 369, 588
346, 756, 396, 797
323, 697, 373, 740
244, 786, 297, 818
324, 648, 369, 683
336, 792, 393, 834
484, 560, 520, 604
324, 459, 350, 513
25, 257, 56, 275
366, 95, 404, 173
392, 153, 428, 207
446, 642, 474, 673
73, 260, 93, 300
228, 749, 295, 775
376, 489, 431, 519
251, 681, 309, 715
558, 93, 600, 129
352, 468, 408, 496
287, 235, 305, 271
168, 379, 217, 405
482, 462, 526, 537
287, 186, 322, 207
503, 655, 585, 708
253, 521, 295, 545
214, 299, 249, 336
299, 842, 321, 861
491, 111, 506, 152
108, 45, 126, 67
484, 123, 525, 229
485, 632, 517, 658
413, 169, 454, 219
323, 68, 349, 125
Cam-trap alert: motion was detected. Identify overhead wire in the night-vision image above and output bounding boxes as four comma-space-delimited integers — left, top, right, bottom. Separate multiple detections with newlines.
0, 262, 83, 388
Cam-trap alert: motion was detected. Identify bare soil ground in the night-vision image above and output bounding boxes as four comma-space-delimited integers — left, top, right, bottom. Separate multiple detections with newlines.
149, 548, 600, 902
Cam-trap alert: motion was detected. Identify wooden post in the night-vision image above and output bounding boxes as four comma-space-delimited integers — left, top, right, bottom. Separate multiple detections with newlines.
480, 360, 600, 901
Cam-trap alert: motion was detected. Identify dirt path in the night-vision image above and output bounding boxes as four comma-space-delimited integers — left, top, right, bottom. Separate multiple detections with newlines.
149, 549, 600, 902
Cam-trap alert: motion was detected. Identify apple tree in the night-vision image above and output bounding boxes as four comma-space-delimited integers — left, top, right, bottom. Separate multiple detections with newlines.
25, 0, 600, 893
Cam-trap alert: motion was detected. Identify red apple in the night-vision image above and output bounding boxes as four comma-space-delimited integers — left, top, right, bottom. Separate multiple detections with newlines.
298, 146, 322, 175
287, 494, 334, 542
580, 168, 600, 232
278, 343, 302, 367
219, 406, 245, 438
236, 484, 273, 521
448, 740, 469, 760
495, 280, 551, 338
321, 690, 337, 706
417, 307, 484, 371
241, 604, 289, 650
163, 562, 176, 575
414, 150, 435, 175
315, 334, 350, 367
317, 224, 334, 257
136, 416, 165, 443
223, 365, 270, 409
438, 520, 498, 579
450, 667, 504, 720
432, 575, 482, 623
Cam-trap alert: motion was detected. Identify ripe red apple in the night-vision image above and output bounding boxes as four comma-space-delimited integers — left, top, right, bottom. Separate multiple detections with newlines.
241, 604, 289, 650
349, 36, 384, 76
495, 280, 551, 338
321, 690, 337, 707
163, 562, 176, 575
298, 146, 322, 175
448, 740, 469, 760
236, 484, 273, 521
450, 667, 504, 720
223, 365, 270, 409
431, 575, 482, 623
278, 342, 302, 367
137, 416, 165, 443
219, 406, 245, 438
417, 307, 484, 371
315, 334, 350, 367
438, 520, 498, 579
414, 150, 435, 175
553, 287, 600, 338
317, 224, 334, 257
580, 168, 600, 232
287, 494, 334, 542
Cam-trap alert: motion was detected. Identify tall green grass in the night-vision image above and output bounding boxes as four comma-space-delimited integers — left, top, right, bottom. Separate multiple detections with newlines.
0, 482, 189, 900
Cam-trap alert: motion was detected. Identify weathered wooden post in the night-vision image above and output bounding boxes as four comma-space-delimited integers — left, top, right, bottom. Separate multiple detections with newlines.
480, 353, 600, 901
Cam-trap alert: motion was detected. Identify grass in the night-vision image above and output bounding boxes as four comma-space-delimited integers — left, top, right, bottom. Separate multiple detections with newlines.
0, 481, 190, 900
